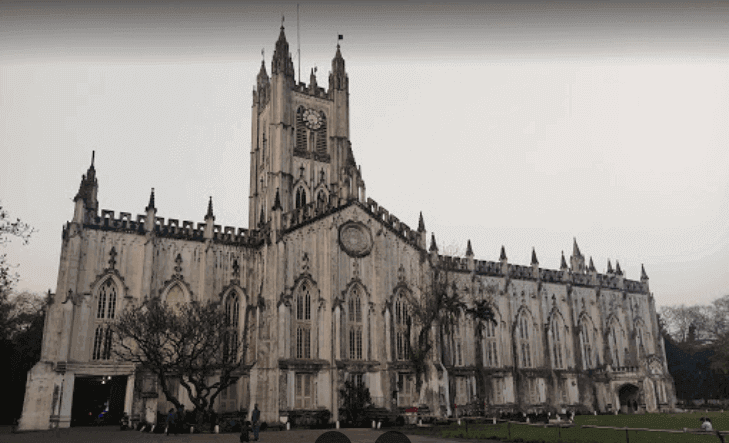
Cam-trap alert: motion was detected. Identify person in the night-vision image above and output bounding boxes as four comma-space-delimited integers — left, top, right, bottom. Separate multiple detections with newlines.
251, 404, 261, 441
702, 417, 713, 431
120, 412, 130, 431
177, 405, 186, 434
240, 420, 251, 442
165, 408, 177, 436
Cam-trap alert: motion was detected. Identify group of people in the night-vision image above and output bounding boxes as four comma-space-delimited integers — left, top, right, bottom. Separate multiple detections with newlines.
240, 404, 261, 442
165, 405, 188, 436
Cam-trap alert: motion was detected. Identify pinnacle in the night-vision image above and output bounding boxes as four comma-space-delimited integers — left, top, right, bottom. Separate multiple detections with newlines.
615, 260, 623, 276
466, 240, 474, 257
641, 263, 649, 280
607, 259, 613, 274
531, 248, 538, 266
499, 245, 507, 261
146, 188, 156, 212
560, 251, 567, 269
206, 196, 215, 220
429, 233, 438, 253
588, 256, 596, 272
417, 212, 425, 232
573, 237, 582, 258
272, 188, 282, 211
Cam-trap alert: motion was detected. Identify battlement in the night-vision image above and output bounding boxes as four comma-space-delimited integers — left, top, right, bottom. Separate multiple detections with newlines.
294, 81, 330, 100
363, 198, 421, 246
79, 209, 261, 246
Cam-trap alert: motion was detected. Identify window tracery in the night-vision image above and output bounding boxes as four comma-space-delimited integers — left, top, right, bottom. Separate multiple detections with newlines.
92, 278, 118, 360
394, 291, 410, 361
295, 282, 312, 359
516, 311, 534, 368
483, 319, 500, 368
348, 285, 363, 360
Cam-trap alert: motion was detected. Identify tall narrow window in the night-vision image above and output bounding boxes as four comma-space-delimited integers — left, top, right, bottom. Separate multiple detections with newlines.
549, 315, 567, 369
225, 294, 240, 362
452, 318, 463, 366
348, 286, 363, 360
483, 320, 500, 368
295, 187, 307, 209
93, 278, 118, 360
579, 317, 595, 369
608, 321, 623, 367
295, 283, 312, 359
295, 373, 313, 409
394, 292, 410, 361
517, 312, 533, 368
296, 107, 307, 151
397, 373, 414, 407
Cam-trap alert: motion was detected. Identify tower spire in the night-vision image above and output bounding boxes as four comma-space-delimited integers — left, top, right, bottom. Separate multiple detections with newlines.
560, 251, 567, 269
417, 212, 425, 232
531, 247, 539, 266
271, 22, 295, 80
206, 196, 215, 221
429, 233, 438, 253
145, 188, 156, 212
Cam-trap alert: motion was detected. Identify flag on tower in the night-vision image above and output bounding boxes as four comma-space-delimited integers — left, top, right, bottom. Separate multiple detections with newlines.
338, 34, 343, 40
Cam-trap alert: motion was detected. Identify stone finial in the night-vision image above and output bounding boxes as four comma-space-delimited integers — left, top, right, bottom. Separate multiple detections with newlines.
466, 240, 474, 257
641, 264, 649, 281
417, 212, 426, 233
499, 245, 507, 261
607, 259, 614, 274
429, 233, 438, 253
588, 256, 596, 272
145, 188, 156, 212
108, 246, 117, 270
206, 196, 215, 221
531, 248, 538, 266
560, 251, 568, 269
259, 207, 266, 227
272, 188, 282, 211
615, 260, 623, 276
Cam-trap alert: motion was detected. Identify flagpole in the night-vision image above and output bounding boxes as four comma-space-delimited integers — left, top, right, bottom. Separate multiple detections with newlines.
297, 3, 301, 85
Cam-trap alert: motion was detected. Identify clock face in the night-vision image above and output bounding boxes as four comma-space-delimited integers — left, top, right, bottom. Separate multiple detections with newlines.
303, 108, 323, 130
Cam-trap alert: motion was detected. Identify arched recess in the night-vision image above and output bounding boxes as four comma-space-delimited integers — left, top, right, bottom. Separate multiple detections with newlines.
634, 317, 653, 357
160, 280, 192, 306
314, 182, 329, 208
606, 315, 627, 368
547, 308, 570, 370
89, 273, 126, 361
578, 313, 598, 369
514, 307, 536, 369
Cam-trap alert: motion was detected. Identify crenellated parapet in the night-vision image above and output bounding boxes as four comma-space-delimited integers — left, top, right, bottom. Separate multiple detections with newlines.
73, 208, 263, 247
362, 198, 421, 247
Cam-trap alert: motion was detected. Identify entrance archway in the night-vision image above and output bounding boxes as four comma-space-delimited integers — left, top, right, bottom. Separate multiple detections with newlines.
618, 384, 640, 414
71, 375, 127, 426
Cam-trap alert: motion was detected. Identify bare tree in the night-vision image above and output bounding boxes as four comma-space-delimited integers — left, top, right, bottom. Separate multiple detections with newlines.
1, 201, 35, 341
113, 297, 251, 424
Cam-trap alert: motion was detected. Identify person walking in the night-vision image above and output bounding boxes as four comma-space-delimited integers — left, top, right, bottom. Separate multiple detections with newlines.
251, 404, 261, 441
165, 408, 177, 436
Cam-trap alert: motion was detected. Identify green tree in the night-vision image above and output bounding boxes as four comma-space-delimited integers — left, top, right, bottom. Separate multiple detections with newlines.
339, 379, 372, 425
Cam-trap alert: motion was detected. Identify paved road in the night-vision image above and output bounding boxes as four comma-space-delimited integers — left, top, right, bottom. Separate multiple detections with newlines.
0, 426, 494, 443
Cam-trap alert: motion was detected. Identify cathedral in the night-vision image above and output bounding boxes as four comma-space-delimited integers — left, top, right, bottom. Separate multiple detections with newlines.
19, 26, 675, 431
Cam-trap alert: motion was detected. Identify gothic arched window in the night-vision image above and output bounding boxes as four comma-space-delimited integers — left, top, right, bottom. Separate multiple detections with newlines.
348, 286, 363, 360
295, 107, 307, 151
224, 293, 240, 362
549, 314, 568, 369
451, 312, 464, 366
317, 190, 327, 208
579, 316, 596, 369
93, 278, 118, 360
295, 282, 312, 359
295, 187, 307, 209
516, 311, 534, 368
483, 319, 500, 368
608, 319, 625, 367
394, 292, 410, 361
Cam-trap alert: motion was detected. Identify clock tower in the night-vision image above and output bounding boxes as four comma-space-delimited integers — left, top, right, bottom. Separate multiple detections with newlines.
248, 26, 365, 228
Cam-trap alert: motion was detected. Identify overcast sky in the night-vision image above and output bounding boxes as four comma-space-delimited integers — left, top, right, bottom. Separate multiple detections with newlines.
1, 1, 727, 307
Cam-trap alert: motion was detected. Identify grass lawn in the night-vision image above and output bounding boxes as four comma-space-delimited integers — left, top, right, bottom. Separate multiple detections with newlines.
419, 411, 729, 443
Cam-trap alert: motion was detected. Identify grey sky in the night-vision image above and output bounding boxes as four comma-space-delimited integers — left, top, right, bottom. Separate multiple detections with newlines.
1, 1, 727, 307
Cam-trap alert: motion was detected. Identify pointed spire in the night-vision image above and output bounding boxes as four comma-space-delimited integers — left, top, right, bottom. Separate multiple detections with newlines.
607, 259, 614, 274
499, 245, 507, 261
572, 237, 582, 258
145, 188, 156, 212
531, 248, 539, 266
206, 196, 215, 221
615, 260, 623, 276
466, 240, 474, 257
417, 212, 425, 232
272, 187, 282, 211
429, 233, 438, 253
74, 151, 98, 211
257, 59, 269, 88
641, 263, 649, 280
329, 41, 348, 91
560, 251, 567, 269
588, 256, 596, 272
309, 67, 317, 90
271, 24, 295, 79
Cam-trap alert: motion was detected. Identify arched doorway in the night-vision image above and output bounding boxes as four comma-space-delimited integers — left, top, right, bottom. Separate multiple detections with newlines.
618, 384, 640, 414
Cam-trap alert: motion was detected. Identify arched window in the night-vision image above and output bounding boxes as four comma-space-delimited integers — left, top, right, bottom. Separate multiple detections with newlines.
483, 319, 500, 368
579, 316, 596, 369
224, 293, 240, 361
516, 311, 533, 368
295, 282, 312, 359
452, 312, 463, 366
296, 107, 307, 150
608, 320, 624, 367
549, 314, 568, 369
348, 286, 363, 360
295, 187, 307, 209
315, 114, 327, 155
317, 190, 327, 208
394, 292, 410, 361
93, 278, 118, 360
166, 284, 185, 307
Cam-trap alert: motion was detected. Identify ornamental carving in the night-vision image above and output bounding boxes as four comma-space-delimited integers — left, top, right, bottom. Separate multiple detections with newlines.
338, 221, 373, 258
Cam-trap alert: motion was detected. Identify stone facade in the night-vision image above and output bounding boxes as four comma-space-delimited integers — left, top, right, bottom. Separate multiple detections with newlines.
19, 26, 675, 431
